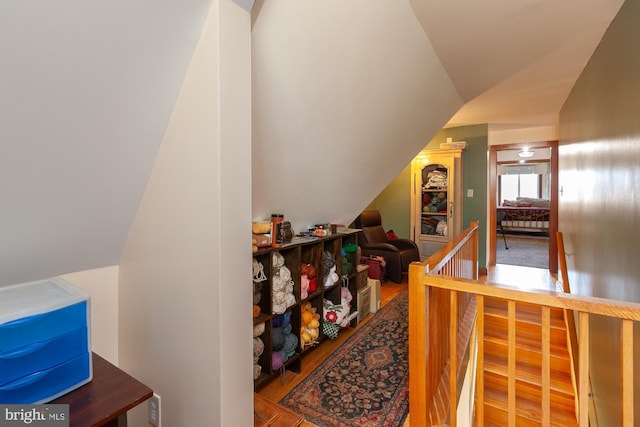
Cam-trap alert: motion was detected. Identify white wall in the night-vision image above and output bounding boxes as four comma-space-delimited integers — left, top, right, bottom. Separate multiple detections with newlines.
60, 266, 119, 365
488, 125, 558, 146
251, 0, 463, 233
0, 0, 210, 287
118, 1, 253, 426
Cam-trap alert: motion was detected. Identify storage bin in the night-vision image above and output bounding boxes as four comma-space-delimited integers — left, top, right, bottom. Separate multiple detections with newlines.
368, 278, 382, 313
357, 285, 371, 324
0, 277, 92, 403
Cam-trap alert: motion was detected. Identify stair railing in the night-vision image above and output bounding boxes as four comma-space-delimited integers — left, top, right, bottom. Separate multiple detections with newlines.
408, 221, 479, 426
409, 246, 640, 427
409, 229, 640, 426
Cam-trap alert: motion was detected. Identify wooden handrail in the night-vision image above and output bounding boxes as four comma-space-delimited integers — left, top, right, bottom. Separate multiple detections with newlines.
410, 226, 640, 426
557, 231, 583, 421
409, 221, 479, 426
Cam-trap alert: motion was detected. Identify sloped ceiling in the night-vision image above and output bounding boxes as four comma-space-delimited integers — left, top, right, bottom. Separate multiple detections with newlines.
251, 1, 463, 233
251, 0, 624, 232
0, 0, 625, 286
0, 1, 212, 285
410, 0, 625, 127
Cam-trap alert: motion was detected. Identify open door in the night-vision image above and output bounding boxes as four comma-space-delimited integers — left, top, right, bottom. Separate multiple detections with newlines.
488, 141, 558, 273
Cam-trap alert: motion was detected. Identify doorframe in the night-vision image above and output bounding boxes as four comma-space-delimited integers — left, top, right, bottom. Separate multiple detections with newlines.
488, 141, 559, 273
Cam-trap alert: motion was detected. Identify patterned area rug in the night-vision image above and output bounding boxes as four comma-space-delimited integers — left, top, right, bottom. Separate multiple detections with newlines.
279, 289, 409, 427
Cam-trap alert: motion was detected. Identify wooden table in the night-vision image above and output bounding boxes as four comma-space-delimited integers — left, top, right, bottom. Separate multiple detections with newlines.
52, 352, 153, 427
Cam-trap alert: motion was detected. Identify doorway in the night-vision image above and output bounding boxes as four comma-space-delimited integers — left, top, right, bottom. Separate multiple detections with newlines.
488, 141, 558, 273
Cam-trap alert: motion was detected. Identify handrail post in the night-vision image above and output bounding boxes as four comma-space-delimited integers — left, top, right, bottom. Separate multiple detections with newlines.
409, 261, 429, 426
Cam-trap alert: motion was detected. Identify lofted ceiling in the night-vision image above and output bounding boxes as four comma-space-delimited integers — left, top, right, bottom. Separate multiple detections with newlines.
410, 0, 625, 128
0, 0, 212, 285
0, 0, 626, 286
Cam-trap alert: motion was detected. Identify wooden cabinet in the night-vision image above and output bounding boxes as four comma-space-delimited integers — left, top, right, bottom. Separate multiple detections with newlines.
410, 149, 463, 258
252, 231, 360, 389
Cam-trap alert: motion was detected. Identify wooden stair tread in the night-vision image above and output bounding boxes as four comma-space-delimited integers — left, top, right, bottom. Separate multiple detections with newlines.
484, 303, 566, 329
483, 354, 574, 395
483, 371, 576, 412
483, 340, 572, 372
482, 387, 578, 427
478, 296, 577, 426
483, 328, 570, 356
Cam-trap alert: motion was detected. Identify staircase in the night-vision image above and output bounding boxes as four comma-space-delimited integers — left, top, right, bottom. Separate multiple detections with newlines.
479, 297, 577, 427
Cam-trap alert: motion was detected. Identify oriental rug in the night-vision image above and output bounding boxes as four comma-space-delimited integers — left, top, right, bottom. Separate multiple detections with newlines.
279, 289, 409, 427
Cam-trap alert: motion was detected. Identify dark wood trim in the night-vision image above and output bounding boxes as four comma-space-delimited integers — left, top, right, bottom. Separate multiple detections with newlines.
52, 353, 153, 427
489, 141, 558, 273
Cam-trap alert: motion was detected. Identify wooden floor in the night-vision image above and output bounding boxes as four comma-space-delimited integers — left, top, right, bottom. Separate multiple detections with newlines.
256, 264, 558, 426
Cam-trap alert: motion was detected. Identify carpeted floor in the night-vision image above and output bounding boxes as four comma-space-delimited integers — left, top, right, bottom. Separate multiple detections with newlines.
496, 234, 549, 269
279, 289, 409, 427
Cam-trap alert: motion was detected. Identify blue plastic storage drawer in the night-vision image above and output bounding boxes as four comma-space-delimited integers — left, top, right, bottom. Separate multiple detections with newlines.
0, 353, 91, 404
0, 277, 92, 403
0, 325, 89, 385
0, 301, 87, 354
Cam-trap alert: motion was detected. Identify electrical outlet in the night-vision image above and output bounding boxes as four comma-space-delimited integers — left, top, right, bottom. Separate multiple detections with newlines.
148, 393, 161, 427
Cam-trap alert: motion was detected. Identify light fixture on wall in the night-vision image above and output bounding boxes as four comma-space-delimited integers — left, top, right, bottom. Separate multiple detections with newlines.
518, 149, 534, 158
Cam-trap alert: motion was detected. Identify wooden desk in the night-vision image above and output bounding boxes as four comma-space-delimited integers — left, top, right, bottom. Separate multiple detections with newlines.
52, 353, 153, 427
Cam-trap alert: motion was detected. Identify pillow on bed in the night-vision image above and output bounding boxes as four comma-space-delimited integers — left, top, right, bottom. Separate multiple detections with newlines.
516, 197, 550, 208
502, 199, 532, 207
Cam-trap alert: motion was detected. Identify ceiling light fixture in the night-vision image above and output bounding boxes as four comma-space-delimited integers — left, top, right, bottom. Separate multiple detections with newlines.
518, 149, 534, 158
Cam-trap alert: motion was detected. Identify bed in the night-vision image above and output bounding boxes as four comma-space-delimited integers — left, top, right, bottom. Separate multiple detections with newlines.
498, 198, 550, 233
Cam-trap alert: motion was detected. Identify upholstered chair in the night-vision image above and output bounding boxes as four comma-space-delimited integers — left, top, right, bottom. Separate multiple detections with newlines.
354, 210, 420, 283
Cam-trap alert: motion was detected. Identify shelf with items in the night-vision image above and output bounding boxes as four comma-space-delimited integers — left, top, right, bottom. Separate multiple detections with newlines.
411, 149, 463, 258
252, 231, 364, 389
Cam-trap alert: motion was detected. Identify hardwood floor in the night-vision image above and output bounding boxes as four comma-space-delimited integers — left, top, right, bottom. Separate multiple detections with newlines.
256, 277, 407, 426
255, 265, 558, 426
257, 278, 408, 403
484, 263, 559, 292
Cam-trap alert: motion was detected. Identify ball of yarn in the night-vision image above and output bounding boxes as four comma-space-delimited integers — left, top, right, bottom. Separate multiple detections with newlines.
253, 322, 265, 337
253, 337, 264, 358
272, 311, 291, 328
272, 326, 285, 351
271, 352, 283, 370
